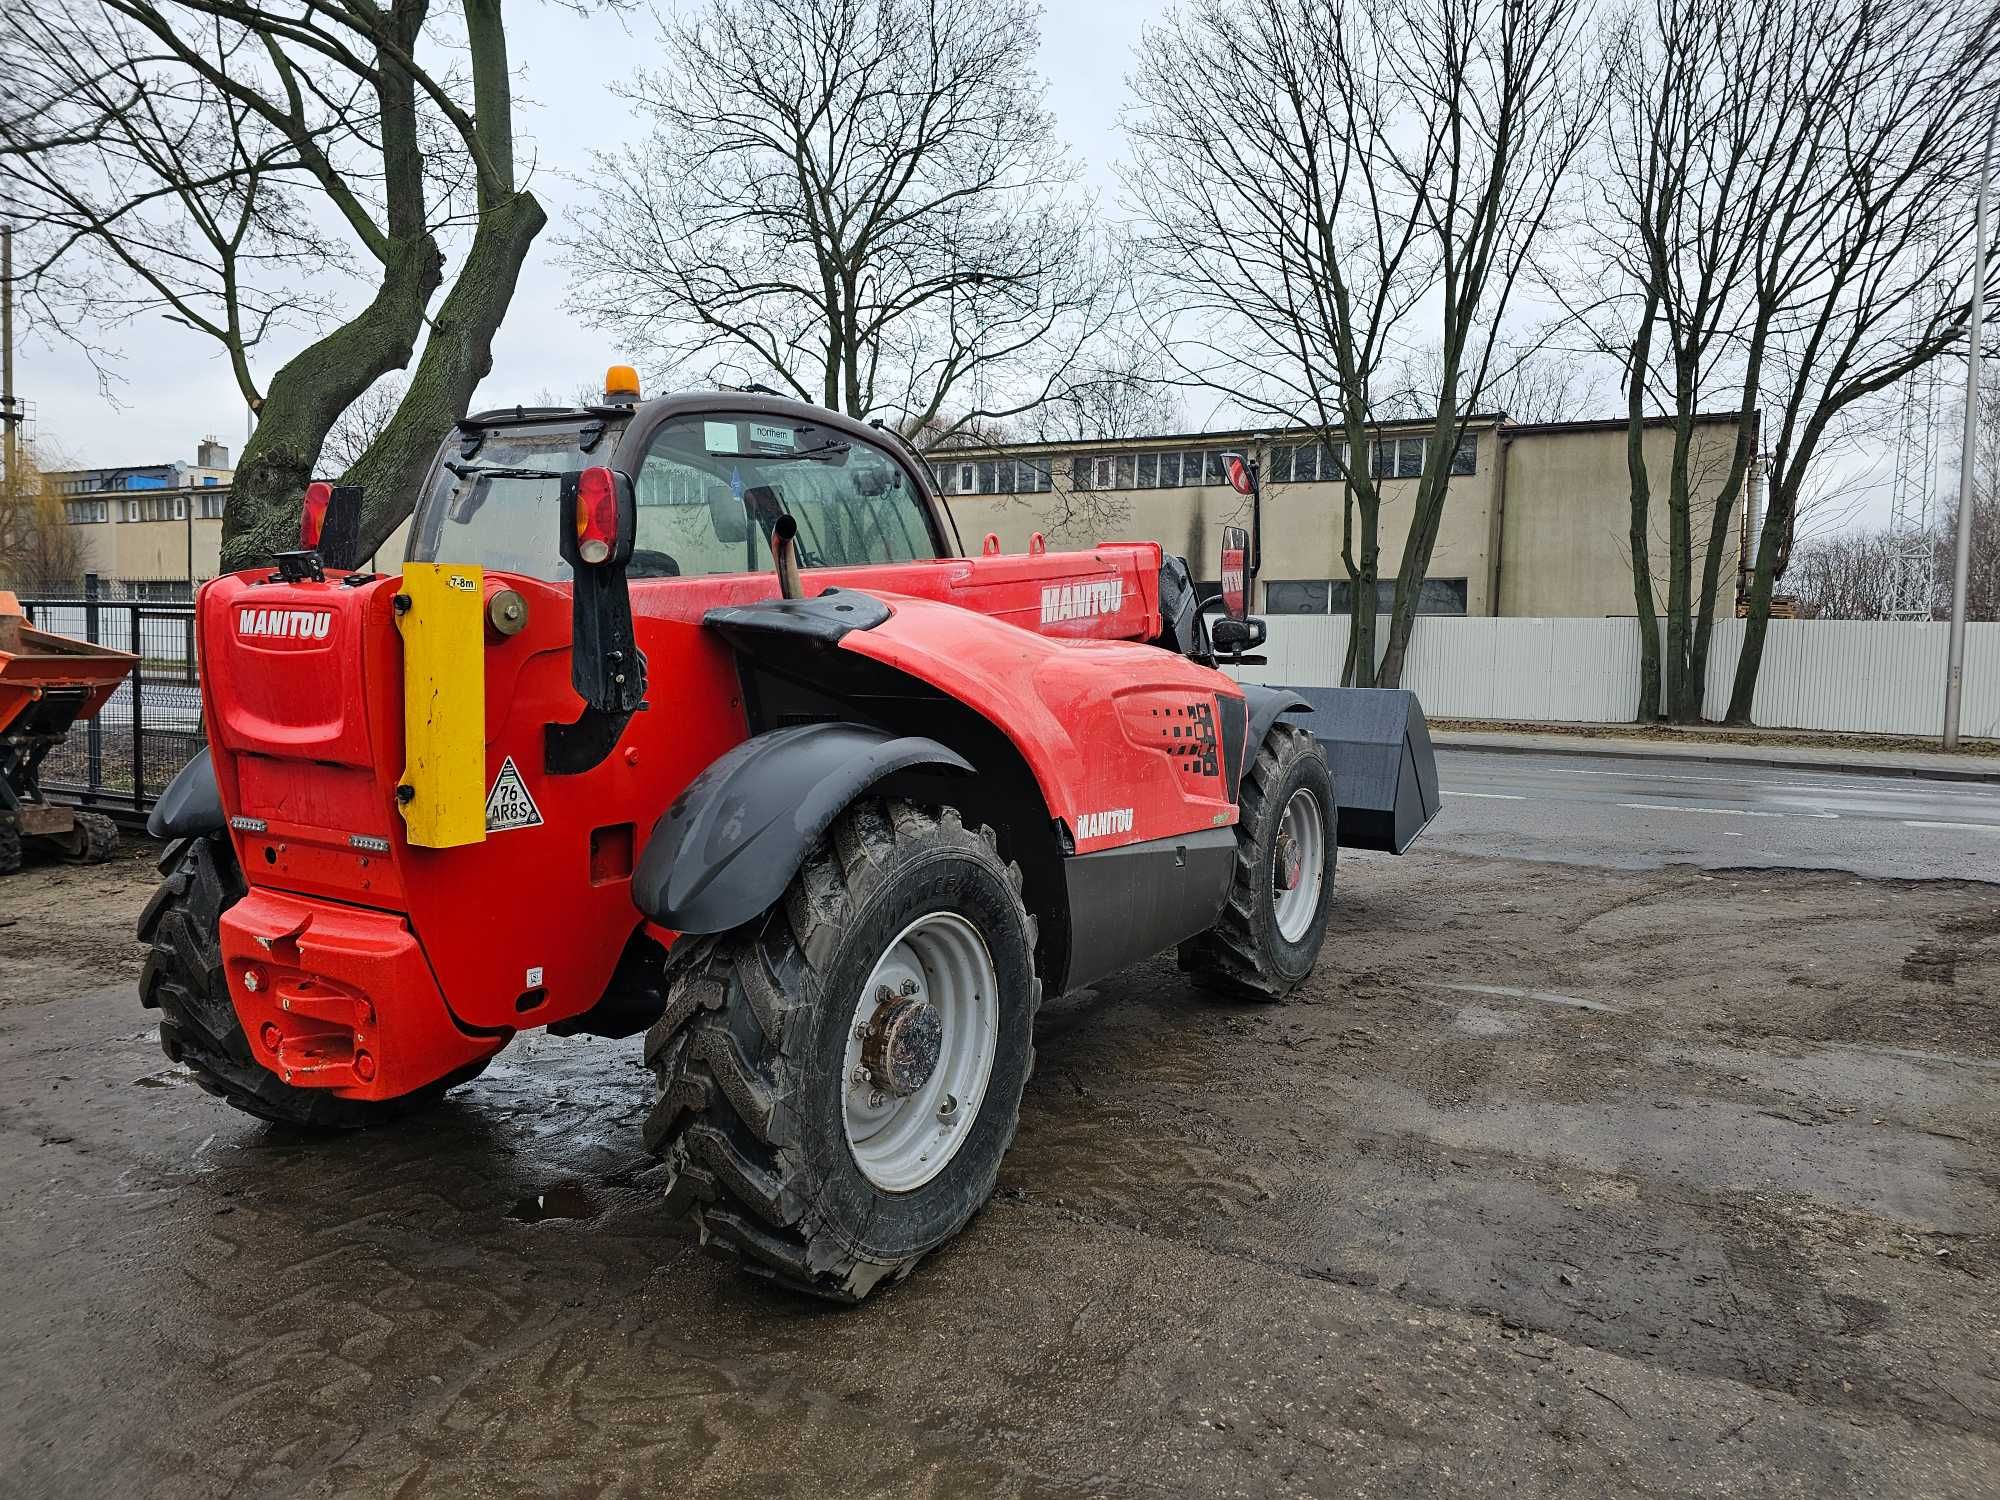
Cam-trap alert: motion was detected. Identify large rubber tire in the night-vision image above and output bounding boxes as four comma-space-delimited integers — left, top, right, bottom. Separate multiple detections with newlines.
53, 810, 119, 864
136, 833, 474, 1129
645, 799, 1040, 1302
1179, 721, 1336, 1001
0, 813, 19, 876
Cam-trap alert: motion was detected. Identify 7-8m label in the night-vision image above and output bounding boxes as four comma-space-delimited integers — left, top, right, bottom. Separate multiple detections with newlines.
485, 756, 543, 832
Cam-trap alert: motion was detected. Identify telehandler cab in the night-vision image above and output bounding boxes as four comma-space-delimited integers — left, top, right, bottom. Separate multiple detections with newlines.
139, 374, 1436, 1299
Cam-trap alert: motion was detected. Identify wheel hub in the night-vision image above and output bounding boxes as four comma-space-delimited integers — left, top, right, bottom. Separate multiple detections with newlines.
1275, 830, 1302, 891
861, 988, 944, 1097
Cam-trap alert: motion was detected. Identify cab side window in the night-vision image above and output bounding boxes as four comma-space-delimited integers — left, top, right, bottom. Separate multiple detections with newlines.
633, 413, 939, 578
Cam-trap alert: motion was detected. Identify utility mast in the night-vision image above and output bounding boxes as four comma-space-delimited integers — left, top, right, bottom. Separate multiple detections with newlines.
2, 223, 18, 507
1885, 362, 1944, 621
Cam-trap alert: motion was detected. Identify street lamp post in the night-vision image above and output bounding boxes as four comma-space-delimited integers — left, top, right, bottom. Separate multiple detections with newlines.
1945, 101, 1997, 750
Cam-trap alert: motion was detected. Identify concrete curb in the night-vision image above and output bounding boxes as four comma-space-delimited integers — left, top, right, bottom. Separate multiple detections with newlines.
1431, 733, 2000, 786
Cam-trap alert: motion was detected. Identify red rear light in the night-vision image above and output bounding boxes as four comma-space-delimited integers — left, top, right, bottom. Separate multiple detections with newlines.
574, 466, 617, 565
301, 481, 332, 549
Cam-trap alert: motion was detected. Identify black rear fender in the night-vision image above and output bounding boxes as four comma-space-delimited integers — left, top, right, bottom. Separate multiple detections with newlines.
148, 746, 223, 840
633, 721, 972, 934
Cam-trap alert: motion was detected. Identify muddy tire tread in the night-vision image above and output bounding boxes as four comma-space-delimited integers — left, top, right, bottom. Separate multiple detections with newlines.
1179, 722, 1331, 1002
644, 798, 1039, 1301
65, 810, 120, 864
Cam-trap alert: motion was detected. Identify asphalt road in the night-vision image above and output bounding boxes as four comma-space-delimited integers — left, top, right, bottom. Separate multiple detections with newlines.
1430, 749, 2000, 882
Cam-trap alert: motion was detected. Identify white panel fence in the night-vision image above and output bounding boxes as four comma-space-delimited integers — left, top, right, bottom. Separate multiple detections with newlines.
1231, 615, 2000, 739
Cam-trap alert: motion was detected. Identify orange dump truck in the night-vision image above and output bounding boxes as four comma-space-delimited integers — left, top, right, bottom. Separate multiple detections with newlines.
0, 591, 136, 871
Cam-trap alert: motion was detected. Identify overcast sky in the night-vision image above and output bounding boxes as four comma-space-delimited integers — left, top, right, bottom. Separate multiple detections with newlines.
18, 0, 1159, 473
11, 0, 1932, 537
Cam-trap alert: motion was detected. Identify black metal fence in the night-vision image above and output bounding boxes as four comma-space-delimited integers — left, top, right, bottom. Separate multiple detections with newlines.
19, 590, 203, 820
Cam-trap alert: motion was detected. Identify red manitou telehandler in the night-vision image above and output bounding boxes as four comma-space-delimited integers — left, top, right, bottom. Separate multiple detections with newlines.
138, 371, 1437, 1299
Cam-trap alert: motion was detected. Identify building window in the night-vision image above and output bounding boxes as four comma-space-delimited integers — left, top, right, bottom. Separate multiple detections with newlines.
1115, 454, 1136, 489
1397, 437, 1423, 478
1157, 451, 1181, 487
1091, 455, 1116, 489
1203, 451, 1225, 485
125, 500, 139, 522
1451, 436, 1477, 475
173, 497, 187, 519
199, 493, 226, 519
1328, 577, 1468, 615
1264, 579, 1332, 614
1278, 442, 1347, 483
1416, 577, 1468, 614
1136, 453, 1158, 487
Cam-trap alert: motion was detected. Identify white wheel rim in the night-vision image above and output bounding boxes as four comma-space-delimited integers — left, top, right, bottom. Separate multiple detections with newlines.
842, 911, 999, 1193
1272, 787, 1326, 943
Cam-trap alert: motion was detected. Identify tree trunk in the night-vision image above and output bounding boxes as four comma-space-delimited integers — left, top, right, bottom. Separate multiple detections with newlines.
1625, 304, 1661, 722
219, 232, 441, 571
1377, 472, 1451, 689
219, 0, 438, 571
1726, 470, 1791, 724
1347, 490, 1381, 688
341, 0, 546, 560
343, 190, 547, 558
1663, 411, 1695, 722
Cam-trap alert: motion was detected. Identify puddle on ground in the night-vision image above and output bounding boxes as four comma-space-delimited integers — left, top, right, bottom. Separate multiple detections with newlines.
508, 1182, 599, 1223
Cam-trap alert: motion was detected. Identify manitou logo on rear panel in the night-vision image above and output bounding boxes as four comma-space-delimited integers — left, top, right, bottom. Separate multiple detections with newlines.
1040, 578, 1124, 625
236, 607, 333, 643
1075, 807, 1134, 841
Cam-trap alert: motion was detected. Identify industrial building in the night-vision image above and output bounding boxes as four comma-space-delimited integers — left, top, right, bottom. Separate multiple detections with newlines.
50, 438, 235, 593
937, 413, 1751, 619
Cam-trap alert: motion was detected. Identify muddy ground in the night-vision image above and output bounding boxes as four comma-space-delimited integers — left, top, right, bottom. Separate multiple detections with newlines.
1, 837, 1996, 1497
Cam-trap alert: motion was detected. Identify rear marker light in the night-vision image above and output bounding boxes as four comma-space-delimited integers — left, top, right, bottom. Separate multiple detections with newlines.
230, 815, 267, 833
349, 834, 390, 853
575, 466, 618, 565
301, 481, 332, 549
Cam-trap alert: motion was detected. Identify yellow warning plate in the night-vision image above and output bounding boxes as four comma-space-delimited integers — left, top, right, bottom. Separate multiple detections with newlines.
395, 562, 488, 848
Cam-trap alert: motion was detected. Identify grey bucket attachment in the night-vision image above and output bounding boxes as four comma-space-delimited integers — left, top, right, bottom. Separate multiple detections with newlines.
1277, 686, 1440, 854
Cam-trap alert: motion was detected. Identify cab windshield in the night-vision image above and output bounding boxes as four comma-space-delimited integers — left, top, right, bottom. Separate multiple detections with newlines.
409, 410, 941, 580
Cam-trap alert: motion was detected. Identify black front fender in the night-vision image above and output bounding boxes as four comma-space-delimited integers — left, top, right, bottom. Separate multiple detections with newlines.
147, 747, 222, 840
634, 722, 973, 934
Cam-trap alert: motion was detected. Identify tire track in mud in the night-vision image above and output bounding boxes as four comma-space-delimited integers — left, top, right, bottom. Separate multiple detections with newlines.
1000, 886, 2000, 1439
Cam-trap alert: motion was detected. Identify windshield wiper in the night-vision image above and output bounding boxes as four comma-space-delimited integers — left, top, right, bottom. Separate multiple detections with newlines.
445, 461, 565, 481
750, 440, 850, 463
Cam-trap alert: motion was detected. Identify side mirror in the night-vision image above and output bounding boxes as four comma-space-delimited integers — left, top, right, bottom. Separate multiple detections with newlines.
1217, 451, 1262, 616
1220, 523, 1250, 621
1210, 615, 1266, 656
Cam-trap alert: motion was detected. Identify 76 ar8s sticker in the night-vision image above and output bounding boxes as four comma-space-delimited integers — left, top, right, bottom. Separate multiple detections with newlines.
485, 756, 544, 832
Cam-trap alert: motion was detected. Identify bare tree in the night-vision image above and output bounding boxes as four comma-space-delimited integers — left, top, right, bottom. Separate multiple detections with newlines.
1383, 337, 1611, 425
1125, 0, 1593, 687
562, 0, 1112, 442
1726, 2, 1994, 720
1937, 369, 2000, 623
0, 446, 89, 591
318, 374, 405, 473
1785, 529, 1901, 620
1, 0, 552, 567
1596, 0, 1986, 721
